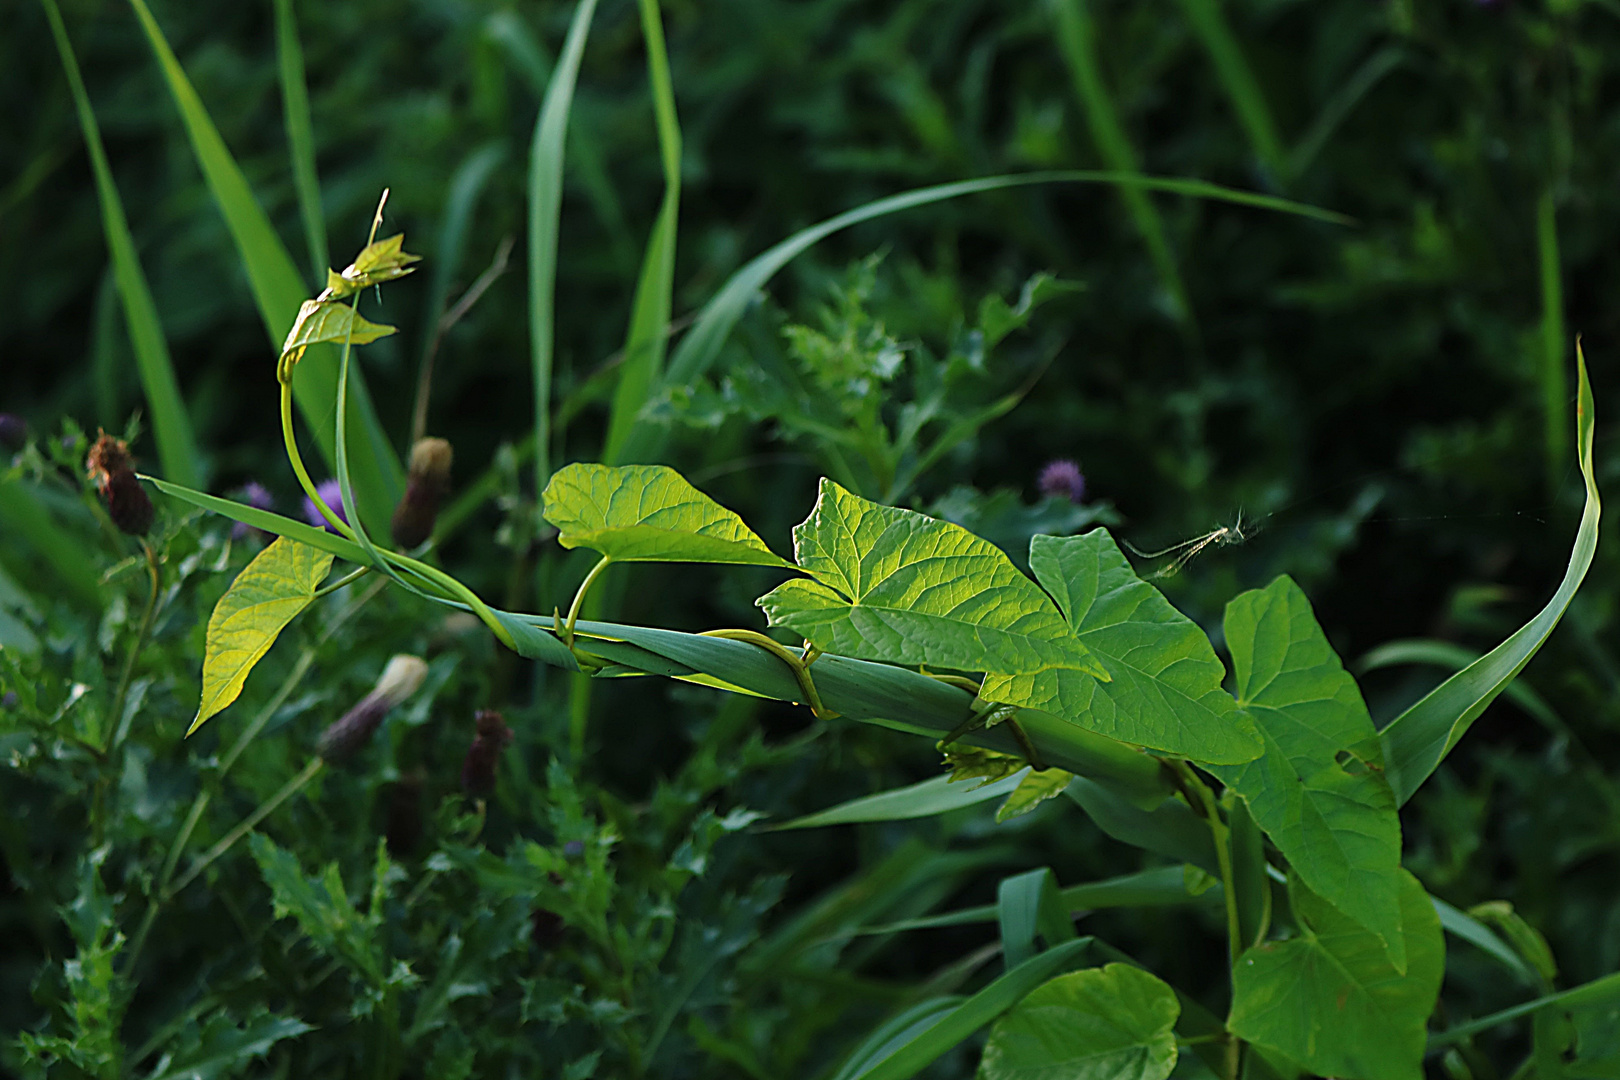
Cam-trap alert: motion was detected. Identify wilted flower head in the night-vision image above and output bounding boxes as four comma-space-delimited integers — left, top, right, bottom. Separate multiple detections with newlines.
461, 708, 514, 798
303, 478, 349, 533
1038, 459, 1086, 505
231, 482, 275, 542
391, 437, 453, 549
86, 431, 154, 536
316, 654, 429, 765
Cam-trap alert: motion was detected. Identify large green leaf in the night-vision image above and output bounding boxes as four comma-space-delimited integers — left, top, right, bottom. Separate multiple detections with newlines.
191, 537, 334, 735
759, 478, 1115, 708
1209, 576, 1404, 971
1229, 870, 1443, 1080
542, 463, 789, 565
1028, 530, 1261, 766
979, 964, 1180, 1080
1381, 347, 1599, 804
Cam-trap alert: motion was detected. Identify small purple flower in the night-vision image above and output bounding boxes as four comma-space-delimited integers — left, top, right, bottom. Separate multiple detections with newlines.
1038, 459, 1086, 504
0, 414, 27, 452
231, 482, 275, 541
303, 478, 349, 533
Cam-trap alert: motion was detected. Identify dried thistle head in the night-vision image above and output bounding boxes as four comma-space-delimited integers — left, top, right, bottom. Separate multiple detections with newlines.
391, 437, 454, 549
86, 432, 153, 536
316, 654, 429, 765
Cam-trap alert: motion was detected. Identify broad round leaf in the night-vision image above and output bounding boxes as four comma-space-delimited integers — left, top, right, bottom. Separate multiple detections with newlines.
979, 963, 1180, 1080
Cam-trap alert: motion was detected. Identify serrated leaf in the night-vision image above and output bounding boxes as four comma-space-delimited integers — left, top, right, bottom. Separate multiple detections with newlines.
759, 480, 1109, 713
1028, 530, 1262, 765
1209, 576, 1405, 971
979, 963, 1180, 1080
191, 537, 333, 735
146, 1008, 313, 1080
1229, 870, 1443, 1080
541, 463, 789, 565
996, 769, 1074, 823
248, 833, 383, 985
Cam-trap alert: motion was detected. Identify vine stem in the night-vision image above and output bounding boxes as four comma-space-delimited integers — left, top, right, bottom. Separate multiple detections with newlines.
1169, 759, 1244, 1080
565, 555, 612, 644
105, 539, 162, 755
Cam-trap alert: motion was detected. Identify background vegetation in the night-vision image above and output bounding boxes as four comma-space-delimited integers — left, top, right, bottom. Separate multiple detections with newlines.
2, 0, 1619, 1075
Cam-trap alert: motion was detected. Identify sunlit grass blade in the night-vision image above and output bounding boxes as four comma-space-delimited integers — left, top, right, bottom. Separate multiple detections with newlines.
618, 170, 1346, 465
604, 0, 682, 464
1538, 188, 1569, 492
1288, 46, 1404, 178
1358, 638, 1569, 738
529, 0, 599, 493
1381, 347, 1599, 805
273, 0, 328, 282
1173, 0, 1288, 182
1049, 0, 1191, 328
44, 0, 202, 490
487, 9, 636, 273
126, 0, 401, 529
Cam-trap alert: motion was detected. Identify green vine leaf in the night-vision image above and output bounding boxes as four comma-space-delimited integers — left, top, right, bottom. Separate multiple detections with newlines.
995, 769, 1074, 823
1228, 870, 1443, 1080
541, 463, 790, 566
758, 479, 1110, 710
276, 300, 398, 379
1027, 530, 1262, 765
979, 963, 1180, 1080
191, 537, 333, 735
1210, 576, 1405, 971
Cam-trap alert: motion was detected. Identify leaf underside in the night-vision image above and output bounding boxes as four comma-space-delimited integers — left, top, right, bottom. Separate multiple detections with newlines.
542, 462, 789, 566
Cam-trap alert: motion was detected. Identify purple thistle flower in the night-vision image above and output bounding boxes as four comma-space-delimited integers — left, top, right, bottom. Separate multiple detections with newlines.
231, 481, 275, 541
303, 478, 349, 533
1038, 459, 1086, 504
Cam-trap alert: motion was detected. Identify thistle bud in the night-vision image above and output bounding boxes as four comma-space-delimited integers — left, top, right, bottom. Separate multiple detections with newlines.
0, 414, 27, 452
1038, 459, 1086, 504
391, 437, 453, 549
86, 432, 154, 536
316, 654, 428, 765
460, 708, 514, 797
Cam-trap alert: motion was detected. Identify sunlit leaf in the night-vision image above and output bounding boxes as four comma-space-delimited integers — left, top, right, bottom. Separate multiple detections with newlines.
759, 480, 1116, 724
1028, 530, 1262, 765
541, 462, 789, 565
1229, 870, 1443, 1080
277, 299, 398, 377
191, 537, 333, 734
1209, 575, 1404, 971
979, 963, 1180, 1080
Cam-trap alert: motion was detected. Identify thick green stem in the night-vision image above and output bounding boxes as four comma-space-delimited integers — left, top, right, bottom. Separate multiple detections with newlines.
281, 382, 355, 540
1170, 759, 1243, 1080
565, 555, 612, 643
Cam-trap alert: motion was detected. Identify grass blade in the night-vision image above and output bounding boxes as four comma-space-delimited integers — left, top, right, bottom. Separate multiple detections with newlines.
126, 0, 401, 529
1358, 638, 1568, 737
1538, 188, 1569, 492
843, 938, 1097, 1080
44, 0, 202, 489
1381, 346, 1599, 804
767, 772, 1029, 831
529, 0, 599, 493
1173, 0, 1288, 182
1049, 0, 1191, 327
0, 479, 103, 609
1288, 46, 1404, 178
617, 170, 1345, 465
604, 0, 682, 464
273, 0, 328, 282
